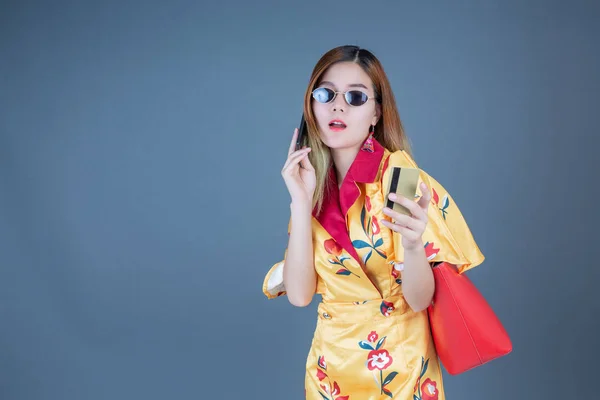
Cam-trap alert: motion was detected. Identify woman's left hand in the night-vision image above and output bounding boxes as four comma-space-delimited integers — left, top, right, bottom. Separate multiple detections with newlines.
381, 182, 432, 251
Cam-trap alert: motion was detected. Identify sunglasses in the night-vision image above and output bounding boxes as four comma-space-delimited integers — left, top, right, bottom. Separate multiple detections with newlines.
312, 87, 376, 107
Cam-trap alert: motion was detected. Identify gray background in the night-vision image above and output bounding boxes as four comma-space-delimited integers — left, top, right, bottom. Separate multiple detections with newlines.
1, 0, 598, 399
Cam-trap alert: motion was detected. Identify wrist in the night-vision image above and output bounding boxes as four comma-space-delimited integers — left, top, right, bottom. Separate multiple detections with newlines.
403, 239, 425, 253
290, 201, 313, 215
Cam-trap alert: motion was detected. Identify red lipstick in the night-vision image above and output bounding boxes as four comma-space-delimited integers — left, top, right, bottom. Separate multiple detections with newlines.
328, 119, 347, 131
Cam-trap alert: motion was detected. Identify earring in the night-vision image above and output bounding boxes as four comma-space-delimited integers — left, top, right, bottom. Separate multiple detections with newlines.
361, 125, 375, 152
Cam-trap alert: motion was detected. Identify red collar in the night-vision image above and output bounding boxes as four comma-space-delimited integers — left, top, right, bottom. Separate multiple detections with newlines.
314, 138, 387, 264
342, 137, 386, 184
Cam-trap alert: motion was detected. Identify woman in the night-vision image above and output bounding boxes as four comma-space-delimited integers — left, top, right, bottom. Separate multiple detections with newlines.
262, 45, 484, 400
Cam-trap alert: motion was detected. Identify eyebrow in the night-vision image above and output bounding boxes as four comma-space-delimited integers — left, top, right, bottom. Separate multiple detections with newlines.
319, 81, 368, 90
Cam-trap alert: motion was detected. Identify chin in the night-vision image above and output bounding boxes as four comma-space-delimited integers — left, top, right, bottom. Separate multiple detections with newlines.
321, 135, 362, 151
319, 131, 346, 147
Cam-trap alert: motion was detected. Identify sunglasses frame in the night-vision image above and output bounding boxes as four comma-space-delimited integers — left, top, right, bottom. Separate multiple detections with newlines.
311, 87, 376, 107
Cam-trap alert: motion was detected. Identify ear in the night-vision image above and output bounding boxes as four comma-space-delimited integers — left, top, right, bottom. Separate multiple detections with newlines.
372, 104, 382, 126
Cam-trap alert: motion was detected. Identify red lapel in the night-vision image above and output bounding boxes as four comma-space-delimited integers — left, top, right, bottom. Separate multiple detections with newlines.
313, 139, 386, 264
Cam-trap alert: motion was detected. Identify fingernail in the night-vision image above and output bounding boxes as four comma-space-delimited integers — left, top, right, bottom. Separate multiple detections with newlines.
389, 193, 396, 200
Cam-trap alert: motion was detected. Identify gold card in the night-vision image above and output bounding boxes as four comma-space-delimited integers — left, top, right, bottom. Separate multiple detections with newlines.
385, 166, 420, 216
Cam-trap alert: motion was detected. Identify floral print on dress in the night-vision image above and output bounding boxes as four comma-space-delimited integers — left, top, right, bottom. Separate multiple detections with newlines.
391, 267, 402, 285
431, 187, 450, 220
424, 242, 440, 260
358, 331, 398, 398
325, 239, 360, 278
316, 356, 350, 400
352, 196, 387, 265
380, 300, 395, 317
413, 357, 439, 400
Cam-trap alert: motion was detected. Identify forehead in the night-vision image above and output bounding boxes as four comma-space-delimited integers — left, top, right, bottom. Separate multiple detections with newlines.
318, 62, 372, 89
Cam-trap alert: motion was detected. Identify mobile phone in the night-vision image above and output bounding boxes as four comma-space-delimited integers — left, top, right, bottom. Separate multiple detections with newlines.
385, 166, 421, 216
296, 114, 307, 151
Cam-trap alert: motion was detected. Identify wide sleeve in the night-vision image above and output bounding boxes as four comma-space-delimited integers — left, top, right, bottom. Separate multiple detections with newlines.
419, 169, 485, 274
384, 150, 485, 274
261, 218, 291, 299
262, 252, 287, 299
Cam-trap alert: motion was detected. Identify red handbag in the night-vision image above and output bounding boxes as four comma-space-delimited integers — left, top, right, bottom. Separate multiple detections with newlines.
427, 262, 512, 375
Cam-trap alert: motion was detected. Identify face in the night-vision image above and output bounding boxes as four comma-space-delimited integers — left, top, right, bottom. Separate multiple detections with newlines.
312, 61, 380, 151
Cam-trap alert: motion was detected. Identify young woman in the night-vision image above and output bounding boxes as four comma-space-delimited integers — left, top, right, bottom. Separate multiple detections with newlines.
262, 45, 484, 400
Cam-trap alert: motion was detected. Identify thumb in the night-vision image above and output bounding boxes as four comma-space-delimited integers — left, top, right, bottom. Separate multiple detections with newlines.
417, 182, 431, 210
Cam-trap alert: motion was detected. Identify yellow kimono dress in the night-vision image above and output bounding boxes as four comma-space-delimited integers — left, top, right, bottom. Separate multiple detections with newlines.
262, 138, 484, 400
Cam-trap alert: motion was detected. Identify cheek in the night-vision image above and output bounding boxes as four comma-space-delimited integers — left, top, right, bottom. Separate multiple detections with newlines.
358, 106, 376, 125
312, 103, 329, 128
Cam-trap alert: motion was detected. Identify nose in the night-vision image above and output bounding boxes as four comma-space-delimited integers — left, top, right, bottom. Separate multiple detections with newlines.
331, 93, 346, 113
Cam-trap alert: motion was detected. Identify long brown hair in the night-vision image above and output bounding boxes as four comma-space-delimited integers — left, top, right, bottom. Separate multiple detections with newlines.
303, 45, 413, 215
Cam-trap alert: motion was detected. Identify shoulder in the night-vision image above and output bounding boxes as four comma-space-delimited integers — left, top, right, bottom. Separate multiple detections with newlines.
379, 149, 429, 183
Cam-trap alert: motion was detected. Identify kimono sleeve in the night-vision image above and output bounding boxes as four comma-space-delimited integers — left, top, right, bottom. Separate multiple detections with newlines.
420, 169, 485, 274
261, 219, 291, 299
262, 252, 287, 299
384, 150, 485, 275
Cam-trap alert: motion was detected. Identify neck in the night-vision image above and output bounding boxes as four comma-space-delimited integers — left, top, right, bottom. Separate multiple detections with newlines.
331, 145, 361, 188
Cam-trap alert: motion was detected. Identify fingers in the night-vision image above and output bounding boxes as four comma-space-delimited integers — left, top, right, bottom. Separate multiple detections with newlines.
299, 150, 315, 171
282, 148, 311, 174
380, 219, 422, 241
385, 193, 427, 223
288, 128, 299, 156
381, 210, 425, 232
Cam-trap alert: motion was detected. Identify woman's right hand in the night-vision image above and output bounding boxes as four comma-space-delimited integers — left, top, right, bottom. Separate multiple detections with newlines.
281, 128, 316, 207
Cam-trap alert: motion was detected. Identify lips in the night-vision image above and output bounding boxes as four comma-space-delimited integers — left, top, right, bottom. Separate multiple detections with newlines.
329, 119, 347, 131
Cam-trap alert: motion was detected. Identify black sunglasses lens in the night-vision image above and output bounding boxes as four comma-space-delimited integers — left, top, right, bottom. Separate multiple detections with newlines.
346, 91, 369, 106
313, 88, 335, 103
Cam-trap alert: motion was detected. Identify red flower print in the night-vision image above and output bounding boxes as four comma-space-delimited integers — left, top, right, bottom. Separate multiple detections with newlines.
391, 266, 402, 285
316, 368, 327, 381
413, 356, 432, 399
316, 356, 350, 399
372, 216, 380, 235
368, 331, 378, 342
380, 300, 395, 316
424, 242, 440, 260
320, 382, 349, 400
324, 239, 342, 256
318, 355, 327, 370
358, 334, 398, 397
331, 382, 350, 400
421, 378, 439, 400
367, 349, 393, 370
331, 382, 341, 396
430, 187, 450, 219
365, 195, 372, 212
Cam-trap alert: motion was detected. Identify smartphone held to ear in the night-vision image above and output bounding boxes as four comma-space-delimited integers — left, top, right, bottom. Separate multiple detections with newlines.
296, 114, 307, 151
385, 166, 421, 216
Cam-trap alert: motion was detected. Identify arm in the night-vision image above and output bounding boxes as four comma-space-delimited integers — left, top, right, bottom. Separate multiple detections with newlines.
381, 182, 435, 312
400, 242, 434, 312
282, 202, 317, 307
279, 127, 318, 307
